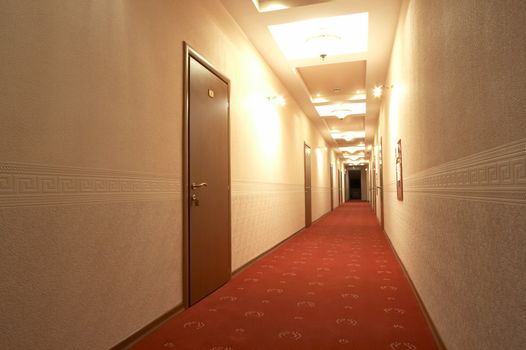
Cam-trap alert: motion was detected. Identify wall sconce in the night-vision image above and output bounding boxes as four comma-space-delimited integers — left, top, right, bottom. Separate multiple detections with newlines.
267, 95, 286, 106
373, 84, 394, 98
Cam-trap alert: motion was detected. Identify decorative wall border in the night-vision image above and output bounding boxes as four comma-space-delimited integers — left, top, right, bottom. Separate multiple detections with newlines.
232, 180, 304, 193
385, 139, 526, 205
311, 186, 331, 193
0, 162, 181, 207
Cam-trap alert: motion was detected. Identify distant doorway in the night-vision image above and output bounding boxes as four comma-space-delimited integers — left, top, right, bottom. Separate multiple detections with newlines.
348, 170, 361, 200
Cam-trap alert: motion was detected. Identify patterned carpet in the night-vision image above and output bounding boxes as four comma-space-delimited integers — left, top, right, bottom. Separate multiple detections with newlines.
131, 202, 439, 350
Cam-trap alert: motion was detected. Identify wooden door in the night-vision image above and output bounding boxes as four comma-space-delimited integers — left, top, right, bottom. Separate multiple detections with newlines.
184, 44, 230, 306
304, 143, 312, 227
329, 164, 334, 211
378, 138, 384, 230
338, 169, 342, 205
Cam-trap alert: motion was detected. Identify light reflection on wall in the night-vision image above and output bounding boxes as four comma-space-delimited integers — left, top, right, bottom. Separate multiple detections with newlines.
246, 94, 282, 163
388, 83, 404, 148
315, 147, 328, 185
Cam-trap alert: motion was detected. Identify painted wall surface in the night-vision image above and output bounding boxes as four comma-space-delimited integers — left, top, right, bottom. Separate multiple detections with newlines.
375, 1, 526, 349
0, 1, 333, 349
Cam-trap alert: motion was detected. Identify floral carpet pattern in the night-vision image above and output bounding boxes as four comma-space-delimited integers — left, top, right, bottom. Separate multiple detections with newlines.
131, 202, 438, 350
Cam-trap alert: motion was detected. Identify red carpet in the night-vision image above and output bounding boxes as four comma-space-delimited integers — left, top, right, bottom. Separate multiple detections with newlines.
131, 202, 439, 350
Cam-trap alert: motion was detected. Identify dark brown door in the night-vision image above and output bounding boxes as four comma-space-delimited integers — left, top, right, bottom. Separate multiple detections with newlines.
338, 169, 342, 205
329, 164, 334, 211
372, 161, 376, 212
304, 143, 312, 227
378, 137, 384, 230
185, 45, 230, 306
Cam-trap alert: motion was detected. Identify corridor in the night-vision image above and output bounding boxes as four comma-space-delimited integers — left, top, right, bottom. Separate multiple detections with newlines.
131, 203, 438, 350
1, 1, 525, 350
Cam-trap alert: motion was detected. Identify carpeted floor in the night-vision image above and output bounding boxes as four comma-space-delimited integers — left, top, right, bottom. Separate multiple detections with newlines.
131, 202, 439, 350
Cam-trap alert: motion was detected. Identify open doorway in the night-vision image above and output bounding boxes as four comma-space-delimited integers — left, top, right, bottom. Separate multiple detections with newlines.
348, 170, 362, 200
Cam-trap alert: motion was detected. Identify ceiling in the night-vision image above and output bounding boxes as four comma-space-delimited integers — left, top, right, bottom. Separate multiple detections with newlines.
221, 0, 402, 165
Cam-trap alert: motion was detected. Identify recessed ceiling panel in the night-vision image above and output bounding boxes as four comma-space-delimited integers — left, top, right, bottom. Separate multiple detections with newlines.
268, 13, 368, 60
298, 60, 366, 98
253, 0, 333, 12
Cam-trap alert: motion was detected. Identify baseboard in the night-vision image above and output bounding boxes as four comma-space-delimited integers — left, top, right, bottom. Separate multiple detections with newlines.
233, 208, 333, 276
383, 231, 448, 350
109, 303, 185, 350
112, 208, 334, 349
232, 226, 304, 276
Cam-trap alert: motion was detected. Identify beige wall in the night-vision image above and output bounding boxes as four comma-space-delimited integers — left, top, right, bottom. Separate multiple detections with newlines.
0, 1, 334, 349
374, 1, 526, 349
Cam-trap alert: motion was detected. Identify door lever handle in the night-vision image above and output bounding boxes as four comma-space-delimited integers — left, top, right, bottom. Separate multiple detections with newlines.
191, 182, 208, 190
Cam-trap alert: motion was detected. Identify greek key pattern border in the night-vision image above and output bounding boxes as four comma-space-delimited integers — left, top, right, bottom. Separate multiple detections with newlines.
0, 162, 181, 207
232, 180, 304, 193
386, 139, 526, 205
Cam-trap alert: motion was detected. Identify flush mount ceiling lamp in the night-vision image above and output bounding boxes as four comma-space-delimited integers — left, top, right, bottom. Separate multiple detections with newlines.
253, 0, 333, 13
340, 146, 366, 154
350, 93, 366, 101
344, 152, 365, 158
315, 102, 366, 118
268, 12, 368, 61
304, 33, 342, 61
344, 155, 365, 161
253, 0, 289, 13
346, 159, 369, 166
332, 108, 352, 119
331, 131, 365, 141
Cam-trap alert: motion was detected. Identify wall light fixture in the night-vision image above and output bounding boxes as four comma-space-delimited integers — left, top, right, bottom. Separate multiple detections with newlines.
267, 95, 286, 106
373, 84, 394, 98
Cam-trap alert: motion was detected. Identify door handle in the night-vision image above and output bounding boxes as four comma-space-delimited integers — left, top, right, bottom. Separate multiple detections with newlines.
191, 182, 208, 190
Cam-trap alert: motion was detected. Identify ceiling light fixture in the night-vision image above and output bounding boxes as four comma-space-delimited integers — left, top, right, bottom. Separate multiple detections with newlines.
331, 131, 365, 140
315, 102, 366, 118
350, 93, 366, 101
332, 108, 352, 119
268, 12, 368, 61
311, 96, 328, 103
339, 146, 366, 154
305, 33, 342, 61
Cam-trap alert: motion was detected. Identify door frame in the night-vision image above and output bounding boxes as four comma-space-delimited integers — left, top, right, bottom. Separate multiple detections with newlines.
183, 42, 231, 308
379, 137, 384, 230
329, 163, 334, 211
338, 169, 343, 206
304, 142, 312, 227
